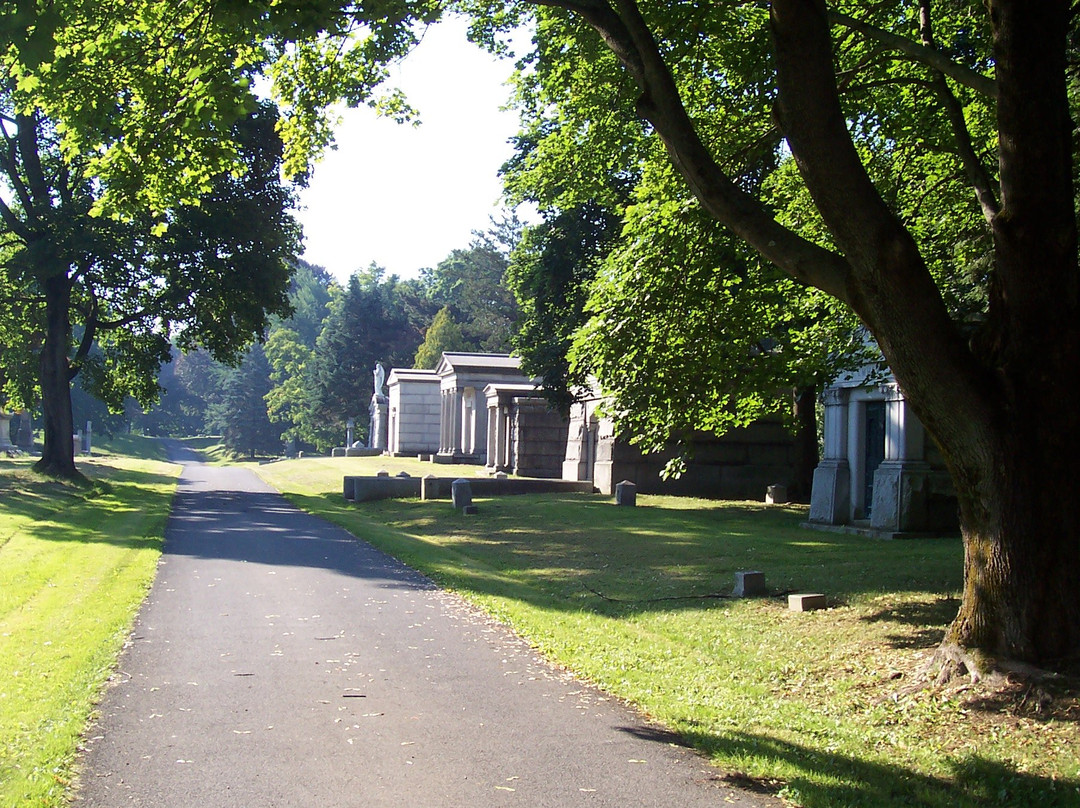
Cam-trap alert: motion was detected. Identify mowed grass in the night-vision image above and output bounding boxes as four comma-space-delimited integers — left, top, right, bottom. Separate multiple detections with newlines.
257, 457, 1080, 808
0, 439, 177, 808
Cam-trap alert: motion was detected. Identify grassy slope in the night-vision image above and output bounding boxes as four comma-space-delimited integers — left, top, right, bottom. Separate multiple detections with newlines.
257, 457, 1080, 808
0, 440, 177, 808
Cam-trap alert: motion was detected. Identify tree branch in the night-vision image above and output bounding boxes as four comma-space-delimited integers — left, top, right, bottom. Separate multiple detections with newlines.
0, 125, 38, 223
918, 1, 999, 224
527, 0, 856, 303
829, 9, 997, 98
0, 194, 30, 241
15, 113, 51, 212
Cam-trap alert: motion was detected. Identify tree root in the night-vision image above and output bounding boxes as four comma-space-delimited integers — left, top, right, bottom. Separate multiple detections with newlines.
884, 642, 1080, 719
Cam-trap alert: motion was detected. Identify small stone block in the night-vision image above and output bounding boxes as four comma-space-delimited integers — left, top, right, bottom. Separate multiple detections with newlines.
462, 505, 479, 515
765, 484, 789, 505
733, 570, 766, 597
493, 471, 509, 480
788, 593, 827, 612
615, 480, 637, 507
375, 469, 390, 478
396, 471, 411, 478
451, 478, 473, 508
421, 474, 440, 501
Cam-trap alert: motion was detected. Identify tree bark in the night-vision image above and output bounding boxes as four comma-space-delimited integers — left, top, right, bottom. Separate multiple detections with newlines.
940, 0, 1080, 663
33, 271, 81, 480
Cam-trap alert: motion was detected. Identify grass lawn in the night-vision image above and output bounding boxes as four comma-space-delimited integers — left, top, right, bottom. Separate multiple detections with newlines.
257, 456, 1080, 808
0, 437, 178, 808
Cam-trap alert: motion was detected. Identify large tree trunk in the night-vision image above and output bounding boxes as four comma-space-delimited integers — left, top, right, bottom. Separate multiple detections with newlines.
945, 412, 1080, 663
769, 0, 1080, 667
33, 272, 80, 480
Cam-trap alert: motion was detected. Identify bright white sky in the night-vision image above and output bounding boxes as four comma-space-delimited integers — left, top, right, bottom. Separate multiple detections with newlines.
295, 18, 526, 282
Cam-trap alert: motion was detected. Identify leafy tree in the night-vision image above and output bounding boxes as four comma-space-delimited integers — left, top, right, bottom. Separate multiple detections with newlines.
207, 344, 281, 458
133, 350, 223, 437
280, 261, 335, 347
505, 201, 622, 410
308, 266, 422, 450
479, 0, 1079, 670
414, 306, 468, 369
0, 0, 435, 217
0, 99, 299, 478
422, 219, 522, 352
265, 327, 320, 449
263, 262, 335, 450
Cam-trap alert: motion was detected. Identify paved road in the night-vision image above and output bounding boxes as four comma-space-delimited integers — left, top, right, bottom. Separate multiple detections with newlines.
74, 444, 777, 807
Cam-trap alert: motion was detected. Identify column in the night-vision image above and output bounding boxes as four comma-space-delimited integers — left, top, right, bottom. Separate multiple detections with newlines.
808, 386, 852, 524
870, 384, 932, 533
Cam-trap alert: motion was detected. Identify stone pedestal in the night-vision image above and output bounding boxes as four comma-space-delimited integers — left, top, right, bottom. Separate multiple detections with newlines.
0, 413, 14, 451
15, 412, 32, 451
733, 570, 766, 597
615, 479, 637, 507
808, 459, 850, 524
369, 394, 388, 451
451, 479, 473, 509
870, 460, 933, 533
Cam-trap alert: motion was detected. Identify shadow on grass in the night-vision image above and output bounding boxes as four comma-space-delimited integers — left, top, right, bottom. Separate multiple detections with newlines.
621, 725, 1080, 808
859, 598, 959, 649
0, 463, 176, 550
298, 489, 964, 622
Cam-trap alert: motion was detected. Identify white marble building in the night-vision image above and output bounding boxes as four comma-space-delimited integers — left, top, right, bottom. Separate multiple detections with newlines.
386, 368, 441, 456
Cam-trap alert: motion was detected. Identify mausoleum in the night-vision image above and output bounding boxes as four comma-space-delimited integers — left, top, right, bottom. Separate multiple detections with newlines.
386, 368, 441, 456
483, 384, 567, 478
808, 367, 957, 536
562, 386, 800, 499
435, 353, 538, 465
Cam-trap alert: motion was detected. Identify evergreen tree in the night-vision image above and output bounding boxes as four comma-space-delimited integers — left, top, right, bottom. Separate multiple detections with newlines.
413, 307, 467, 369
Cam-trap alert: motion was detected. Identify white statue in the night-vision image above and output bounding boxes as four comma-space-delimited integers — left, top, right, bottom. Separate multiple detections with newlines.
373, 362, 386, 398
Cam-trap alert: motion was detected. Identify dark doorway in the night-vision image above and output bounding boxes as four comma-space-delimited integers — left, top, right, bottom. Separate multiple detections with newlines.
863, 401, 886, 517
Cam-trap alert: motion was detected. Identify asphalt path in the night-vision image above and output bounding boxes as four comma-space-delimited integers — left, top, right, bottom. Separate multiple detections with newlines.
73, 442, 778, 807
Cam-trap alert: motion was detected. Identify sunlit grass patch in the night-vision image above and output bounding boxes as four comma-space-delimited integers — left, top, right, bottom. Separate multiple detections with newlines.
0, 453, 177, 808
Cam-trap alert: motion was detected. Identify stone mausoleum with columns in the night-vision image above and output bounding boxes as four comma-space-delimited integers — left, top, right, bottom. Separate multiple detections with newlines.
808, 366, 957, 536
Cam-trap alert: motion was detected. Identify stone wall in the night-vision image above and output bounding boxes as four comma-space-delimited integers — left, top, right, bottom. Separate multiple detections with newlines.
510, 398, 567, 479
598, 421, 798, 500
562, 395, 799, 500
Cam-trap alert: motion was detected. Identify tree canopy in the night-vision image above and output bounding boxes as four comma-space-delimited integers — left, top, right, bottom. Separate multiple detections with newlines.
0, 96, 299, 475
486, 0, 1079, 669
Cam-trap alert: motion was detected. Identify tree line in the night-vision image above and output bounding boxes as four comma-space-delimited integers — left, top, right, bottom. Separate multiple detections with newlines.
122, 224, 521, 457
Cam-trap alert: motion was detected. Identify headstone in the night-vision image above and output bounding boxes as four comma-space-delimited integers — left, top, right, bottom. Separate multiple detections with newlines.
421, 474, 440, 500
765, 484, 788, 505
376, 469, 390, 478
396, 471, 411, 478
733, 570, 766, 597
493, 471, 509, 480
615, 479, 637, 507
788, 593, 827, 612
451, 478, 473, 509
82, 421, 92, 454
462, 504, 479, 515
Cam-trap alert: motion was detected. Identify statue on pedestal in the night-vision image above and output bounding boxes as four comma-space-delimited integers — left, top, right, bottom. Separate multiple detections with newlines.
369, 362, 389, 451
